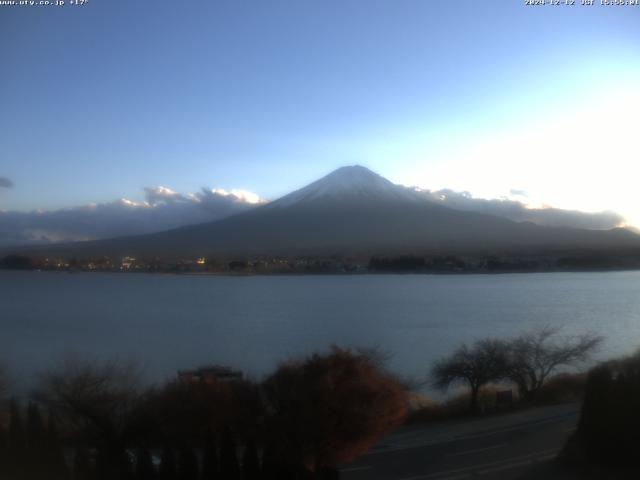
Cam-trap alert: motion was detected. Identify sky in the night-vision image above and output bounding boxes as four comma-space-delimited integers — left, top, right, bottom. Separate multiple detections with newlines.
1, 1, 640, 224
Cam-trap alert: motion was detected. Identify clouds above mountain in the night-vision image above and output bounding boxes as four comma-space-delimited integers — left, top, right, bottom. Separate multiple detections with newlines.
415, 188, 625, 230
0, 174, 627, 248
0, 177, 13, 189
0, 186, 264, 247
142, 185, 263, 207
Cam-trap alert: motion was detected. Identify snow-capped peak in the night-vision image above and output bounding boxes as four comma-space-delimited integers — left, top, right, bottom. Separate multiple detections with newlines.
270, 165, 422, 207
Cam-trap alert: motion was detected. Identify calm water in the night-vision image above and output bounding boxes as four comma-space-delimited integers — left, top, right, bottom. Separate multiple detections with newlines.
2, 270, 640, 391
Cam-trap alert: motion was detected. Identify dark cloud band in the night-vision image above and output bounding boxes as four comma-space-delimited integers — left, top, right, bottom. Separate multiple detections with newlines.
0, 177, 13, 189
417, 188, 625, 231
0, 185, 262, 247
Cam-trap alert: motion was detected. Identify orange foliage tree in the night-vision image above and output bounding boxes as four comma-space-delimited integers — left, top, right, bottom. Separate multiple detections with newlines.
262, 346, 407, 473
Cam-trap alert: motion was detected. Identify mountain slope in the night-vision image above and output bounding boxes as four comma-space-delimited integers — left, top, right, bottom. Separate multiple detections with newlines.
10, 166, 640, 256
9, 166, 640, 258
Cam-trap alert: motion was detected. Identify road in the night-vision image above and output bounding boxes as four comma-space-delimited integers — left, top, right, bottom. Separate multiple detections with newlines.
340, 403, 579, 480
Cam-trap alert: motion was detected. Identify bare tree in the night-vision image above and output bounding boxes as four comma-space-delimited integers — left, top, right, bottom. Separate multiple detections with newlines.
262, 346, 407, 473
34, 357, 143, 434
505, 326, 603, 401
33, 357, 145, 477
431, 339, 508, 413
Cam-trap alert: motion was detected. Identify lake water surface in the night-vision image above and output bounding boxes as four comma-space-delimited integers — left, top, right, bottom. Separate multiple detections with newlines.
2, 270, 640, 392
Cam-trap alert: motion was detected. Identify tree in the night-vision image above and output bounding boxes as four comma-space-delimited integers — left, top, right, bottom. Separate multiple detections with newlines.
8, 398, 26, 478
27, 402, 45, 450
201, 430, 218, 479
135, 448, 156, 480
34, 358, 143, 434
431, 339, 508, 413
219, 427, 240, 480
45, 412, 70, 480
573, 350, 640, 466
26, 402, 46, 478
260, 444, 284, 480
0, 365, 9, 478
261, 443, 297, 480
42, 412, 69, 480
0, 362, 8, 401
73, 447, 94, 480
241, 438, 260, 480
505, 327, 602, 401
150, 376, 262, 444
158, 445, 177, 480
177, 445, 198, 480
0, 254, 34, 270
96, 443, 134, 480
262, 346, 407, 473
0, 424, 8, 479
34, 358, 144, 479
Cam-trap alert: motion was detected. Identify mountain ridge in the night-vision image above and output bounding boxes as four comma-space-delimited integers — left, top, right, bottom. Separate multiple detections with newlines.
6, 166, 639, 259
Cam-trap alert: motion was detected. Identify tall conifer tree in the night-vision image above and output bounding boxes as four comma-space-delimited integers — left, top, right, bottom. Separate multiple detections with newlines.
201, 430, 218, 480
220, 427, 240, 480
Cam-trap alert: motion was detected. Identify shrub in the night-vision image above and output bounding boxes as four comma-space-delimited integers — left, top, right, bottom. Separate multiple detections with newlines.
534, 373, 587, 405
574, 350, 640, 466
262, 346, 407, 473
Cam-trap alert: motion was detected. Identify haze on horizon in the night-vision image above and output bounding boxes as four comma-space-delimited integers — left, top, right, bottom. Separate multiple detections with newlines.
1, 1, 639, 226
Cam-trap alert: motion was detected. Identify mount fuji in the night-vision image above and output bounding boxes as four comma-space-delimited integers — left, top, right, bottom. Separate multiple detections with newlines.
10, 166, 640, 258
267, 165, 423, 207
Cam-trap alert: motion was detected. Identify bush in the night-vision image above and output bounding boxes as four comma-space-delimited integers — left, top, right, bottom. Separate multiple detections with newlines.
263, 346, 407, 473
534, 373, 587, 405
407, 384, 509, 423
573, 350, 640, 467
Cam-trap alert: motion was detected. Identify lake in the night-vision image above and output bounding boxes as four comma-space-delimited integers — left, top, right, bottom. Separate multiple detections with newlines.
2, 270, 640, 393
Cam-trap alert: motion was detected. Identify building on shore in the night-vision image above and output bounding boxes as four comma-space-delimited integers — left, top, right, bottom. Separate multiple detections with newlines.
177, 365, 243, 384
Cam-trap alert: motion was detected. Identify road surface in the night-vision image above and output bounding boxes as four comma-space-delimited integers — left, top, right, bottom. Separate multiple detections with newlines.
341, 403, 579, 480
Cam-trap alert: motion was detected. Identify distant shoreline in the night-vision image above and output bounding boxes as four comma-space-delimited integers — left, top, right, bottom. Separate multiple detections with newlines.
4, 249, 640, 276
3, 266, 640, 276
